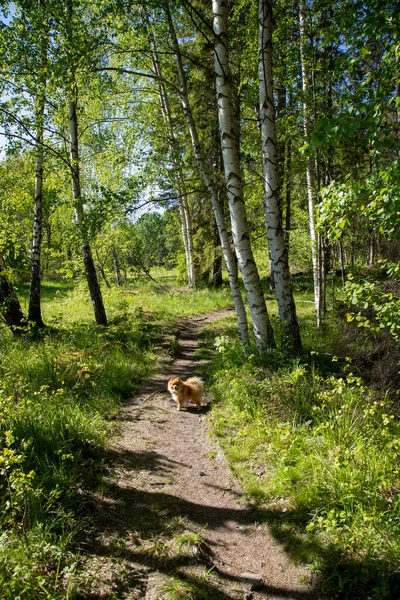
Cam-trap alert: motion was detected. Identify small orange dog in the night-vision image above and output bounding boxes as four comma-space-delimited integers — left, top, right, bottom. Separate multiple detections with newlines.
167, 376, 204, 411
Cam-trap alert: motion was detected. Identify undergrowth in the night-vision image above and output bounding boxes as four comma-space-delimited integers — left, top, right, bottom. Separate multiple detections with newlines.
203, 315, 400, 600
0, 278, 232, 599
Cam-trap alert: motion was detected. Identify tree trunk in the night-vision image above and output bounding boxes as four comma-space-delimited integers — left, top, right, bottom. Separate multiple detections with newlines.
166, 2, 250, 349
368, 235, 376, 267
44, 222, 51, 272
212, 220, 223, 287
68, 95, 107, 325
338, 240, 346, 286
213, 0, 275, 353
95, 249, 111, 289
299, 2, 321, 327
178, 189, 196, 287
28, 104, 45, 327
149, 23, 196, 288
28, 24, 47, 328
284, 139, 292, 251
258, 0, 301, 352
0, 253, 25, 334
112, 246, 121, 287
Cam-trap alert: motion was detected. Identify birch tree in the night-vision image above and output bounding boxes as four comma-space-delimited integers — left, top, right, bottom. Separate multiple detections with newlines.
299, 2, 322, 326
65, 0, 107, 325
258, 0, 301, 352
147, 22, 196, 287
0, 0, 50, 327
27, 1, 48, 328
212, 0, 275, 353
165, 2, 250, 349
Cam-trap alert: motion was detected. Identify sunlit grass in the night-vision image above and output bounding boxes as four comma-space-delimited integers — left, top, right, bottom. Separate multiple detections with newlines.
0, 275, 241, 598
4, 273, 397, 598
204, 306, 400, 598
0, 278, 176, 598
16, 279, 234, 327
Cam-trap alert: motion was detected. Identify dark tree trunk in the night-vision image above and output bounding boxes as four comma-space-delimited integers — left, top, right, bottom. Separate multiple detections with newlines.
0, 253, 26, 334
82, 243, 108, 321
68, 96, 107, 325
67, 0, 107, 326
212, 222, 223, 287
338, 240, 346, 285
28, 23, 47, 329
28, 141, 45, 328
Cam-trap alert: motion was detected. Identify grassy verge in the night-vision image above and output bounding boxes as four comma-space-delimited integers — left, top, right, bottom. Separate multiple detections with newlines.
201, 310, 400, 600
0, 279, 233, 599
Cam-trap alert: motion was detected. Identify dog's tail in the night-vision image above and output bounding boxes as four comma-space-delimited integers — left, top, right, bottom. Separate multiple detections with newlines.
186, 377, 204, 391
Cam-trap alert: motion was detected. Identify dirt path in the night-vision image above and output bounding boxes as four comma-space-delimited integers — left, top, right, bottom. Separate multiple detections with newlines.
83, 310, 317, 599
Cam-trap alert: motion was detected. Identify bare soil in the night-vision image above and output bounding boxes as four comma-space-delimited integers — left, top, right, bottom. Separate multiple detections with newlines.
81, 310, 318, 599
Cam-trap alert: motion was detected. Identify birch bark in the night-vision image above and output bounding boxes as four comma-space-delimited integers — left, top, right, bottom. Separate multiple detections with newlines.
150, 30, 196, 287
212, 0, 275, 353
299, 2, 321, 326
258, 0, 301, 352
28, 8, 48, 328
166, 2, 250, 349
68, 94, 107, 325
112, 245, 121, 287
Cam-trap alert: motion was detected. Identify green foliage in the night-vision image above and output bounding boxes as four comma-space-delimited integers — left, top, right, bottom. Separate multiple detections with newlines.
318, 158, 400, 342
0, 525, 78, 600
319, 161, 400, 242
345, 264, 400, 341
206, 312, 400, 598
0, 276, 234, 596
0, 283, 160, 597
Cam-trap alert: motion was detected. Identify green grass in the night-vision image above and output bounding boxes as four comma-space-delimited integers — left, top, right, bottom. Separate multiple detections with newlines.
0, 277, 235, 598
3, 274, 399, 598
202, 309, 400, 599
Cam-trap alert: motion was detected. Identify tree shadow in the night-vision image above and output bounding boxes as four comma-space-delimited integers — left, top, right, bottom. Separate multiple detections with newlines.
78, 445, 319, 600
79, 441, 400, 600
249, 505, 400, 600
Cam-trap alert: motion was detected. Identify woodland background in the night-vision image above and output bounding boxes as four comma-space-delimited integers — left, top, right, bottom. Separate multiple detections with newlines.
0, 0, 399, 598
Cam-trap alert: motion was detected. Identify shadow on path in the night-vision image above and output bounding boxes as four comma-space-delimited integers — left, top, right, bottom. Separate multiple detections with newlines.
83, 443, 318, 600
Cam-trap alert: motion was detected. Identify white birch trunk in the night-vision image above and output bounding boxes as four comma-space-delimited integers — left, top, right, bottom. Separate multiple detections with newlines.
28, 13, 48, 328
66, 0, 107, 325
258, 0, 301, 352
181, 191, 196, 286
112, 245, 121, 287
212, 0, 275, 353
151, 36, 196, 287
299, 3, 321, 326
166, 3, 250, 349
28, 95, 45, 327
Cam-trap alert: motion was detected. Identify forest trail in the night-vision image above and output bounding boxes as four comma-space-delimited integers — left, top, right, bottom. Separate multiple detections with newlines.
83, 310, 317, 599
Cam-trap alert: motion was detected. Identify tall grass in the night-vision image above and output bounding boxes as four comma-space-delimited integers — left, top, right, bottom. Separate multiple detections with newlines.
202, 312, 400, 599
1, 277, 232, 598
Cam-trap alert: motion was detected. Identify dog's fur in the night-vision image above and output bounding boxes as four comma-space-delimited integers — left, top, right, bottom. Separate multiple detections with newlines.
167, 376, 204, 411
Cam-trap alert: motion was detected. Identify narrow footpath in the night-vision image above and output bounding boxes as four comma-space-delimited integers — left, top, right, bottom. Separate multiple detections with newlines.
82, 310, 317, 600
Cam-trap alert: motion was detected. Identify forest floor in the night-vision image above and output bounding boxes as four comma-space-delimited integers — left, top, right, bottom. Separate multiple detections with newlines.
80, 309, 318, 599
